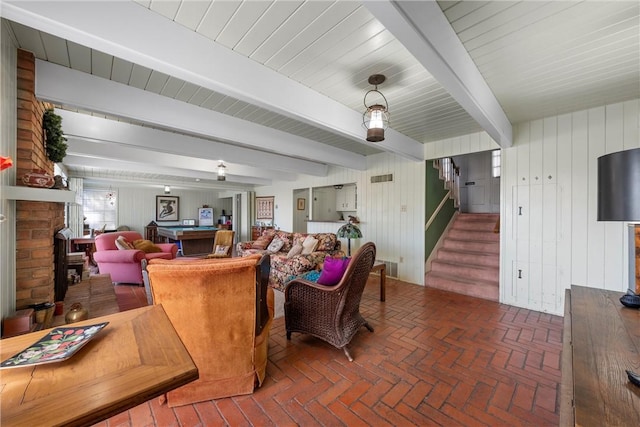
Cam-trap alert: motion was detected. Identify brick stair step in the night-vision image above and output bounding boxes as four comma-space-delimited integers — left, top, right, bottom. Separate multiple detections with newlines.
437, 248, 499, 267
431, 260, 499, 282
425, 272, 499, 301
443, 239, 499, 253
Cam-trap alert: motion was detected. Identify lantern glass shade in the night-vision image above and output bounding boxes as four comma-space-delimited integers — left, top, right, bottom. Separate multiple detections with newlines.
363, 105, 389, 142
217, 162, 226, 181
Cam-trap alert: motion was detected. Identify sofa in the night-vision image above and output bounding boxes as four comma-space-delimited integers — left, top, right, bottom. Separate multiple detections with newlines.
145, 254, 274, 407
93, 231, 178, 285
236, 230, 343, 291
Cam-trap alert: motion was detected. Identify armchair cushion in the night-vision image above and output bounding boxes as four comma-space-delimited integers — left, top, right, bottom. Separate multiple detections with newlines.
115, 235, 134, 250
132, 239, 162, 253
318, 256, 350, 286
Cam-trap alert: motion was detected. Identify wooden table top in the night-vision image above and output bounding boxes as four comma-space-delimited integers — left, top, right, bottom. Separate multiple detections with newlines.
1, 305, 198, 427
569, 286, 640, 426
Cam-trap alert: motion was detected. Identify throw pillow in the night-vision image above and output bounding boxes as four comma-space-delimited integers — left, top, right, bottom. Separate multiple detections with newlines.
214, 245, 229, 255
132, 239, 162, 253
115, 235, 134, 250
301, 235, 319, 255
252, 231, 275, 250
318, 256, 350, 286
266, 236, 285, 253
287, 243, 303, 258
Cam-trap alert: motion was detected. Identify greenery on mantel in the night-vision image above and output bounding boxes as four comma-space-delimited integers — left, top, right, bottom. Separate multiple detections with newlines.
42, 109, 68, 163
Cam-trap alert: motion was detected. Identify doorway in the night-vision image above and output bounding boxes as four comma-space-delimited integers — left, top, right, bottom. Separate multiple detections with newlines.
292, 188, 309, 233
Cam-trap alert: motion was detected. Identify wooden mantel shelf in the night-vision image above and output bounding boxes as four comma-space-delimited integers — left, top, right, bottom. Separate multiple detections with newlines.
3, 185, 76, 203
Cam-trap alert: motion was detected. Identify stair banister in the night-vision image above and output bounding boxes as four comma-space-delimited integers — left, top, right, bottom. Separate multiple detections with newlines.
425, 190, 452, 231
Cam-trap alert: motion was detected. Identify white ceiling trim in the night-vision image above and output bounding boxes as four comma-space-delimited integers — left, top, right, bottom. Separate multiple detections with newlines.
3, 0, 425, 161
36, 60, 357, 173
364, 0, 513, 148
63, 152, 265, 188
58, 110, 302, 181
64, 138, 275, 186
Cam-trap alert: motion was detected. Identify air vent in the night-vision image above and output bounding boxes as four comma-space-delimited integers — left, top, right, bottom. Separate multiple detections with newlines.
376, 260, 398, 277
370, 173, 393, 183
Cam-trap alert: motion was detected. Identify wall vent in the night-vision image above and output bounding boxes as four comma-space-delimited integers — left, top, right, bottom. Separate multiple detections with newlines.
376, 259, 398, 277
370, 173, 393, 183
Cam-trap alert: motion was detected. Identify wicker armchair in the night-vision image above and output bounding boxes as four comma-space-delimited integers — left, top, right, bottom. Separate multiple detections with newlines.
284, 242, 376, 361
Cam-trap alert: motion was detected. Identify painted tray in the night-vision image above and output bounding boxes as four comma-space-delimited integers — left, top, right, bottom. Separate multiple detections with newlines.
0, 322, 109, 368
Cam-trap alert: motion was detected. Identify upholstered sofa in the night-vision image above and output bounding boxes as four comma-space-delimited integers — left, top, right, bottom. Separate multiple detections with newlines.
236, 230, 343, 290
93, 231, 178, 285
145, 254, 274, 407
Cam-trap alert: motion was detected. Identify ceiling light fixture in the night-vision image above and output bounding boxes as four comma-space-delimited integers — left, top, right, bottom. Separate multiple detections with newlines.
217, 161, 226, 181
164, 185, 171, 194
362, 74, 389, 142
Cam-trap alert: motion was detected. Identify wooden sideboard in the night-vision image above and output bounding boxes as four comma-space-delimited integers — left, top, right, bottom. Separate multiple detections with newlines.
560, 286, 640, 426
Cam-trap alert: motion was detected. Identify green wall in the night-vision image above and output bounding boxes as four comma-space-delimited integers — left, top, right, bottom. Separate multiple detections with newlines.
425, 161, 456, 260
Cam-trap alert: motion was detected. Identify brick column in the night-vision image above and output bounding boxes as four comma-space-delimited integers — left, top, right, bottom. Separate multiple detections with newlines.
15, 49, 65, 309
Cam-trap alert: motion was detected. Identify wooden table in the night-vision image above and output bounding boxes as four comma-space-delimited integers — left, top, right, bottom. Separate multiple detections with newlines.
1, 305, 198, 427
157, 226, 218, 256
370, 262, 386, 302
560, 286, 640, 426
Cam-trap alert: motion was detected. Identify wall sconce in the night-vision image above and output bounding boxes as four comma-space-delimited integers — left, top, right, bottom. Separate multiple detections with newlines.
217, 161, 226, 181
164, 185, 171, 194
362, 74, 389, 142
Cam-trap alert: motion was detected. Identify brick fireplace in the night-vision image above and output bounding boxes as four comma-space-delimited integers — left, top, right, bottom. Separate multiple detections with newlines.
14, 49, 65, 309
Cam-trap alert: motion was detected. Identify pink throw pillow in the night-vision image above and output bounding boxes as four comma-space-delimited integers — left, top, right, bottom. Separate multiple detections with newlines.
317, 257, 350, 286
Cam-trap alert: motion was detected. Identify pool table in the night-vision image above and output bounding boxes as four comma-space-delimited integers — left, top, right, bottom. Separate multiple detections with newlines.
157, 226, 218, 256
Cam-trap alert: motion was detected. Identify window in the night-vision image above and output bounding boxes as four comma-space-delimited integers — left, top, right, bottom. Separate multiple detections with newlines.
491, 150, 501, 178
83, 188, 117, 231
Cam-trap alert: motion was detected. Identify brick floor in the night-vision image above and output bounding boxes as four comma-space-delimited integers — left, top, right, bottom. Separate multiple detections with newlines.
95, 275, 563, 426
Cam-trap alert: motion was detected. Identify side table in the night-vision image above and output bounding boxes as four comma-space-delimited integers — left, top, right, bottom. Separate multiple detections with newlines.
370, 262, 386, 302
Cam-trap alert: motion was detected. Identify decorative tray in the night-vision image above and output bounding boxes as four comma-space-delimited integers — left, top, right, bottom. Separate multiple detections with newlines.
1, 322, 109, 368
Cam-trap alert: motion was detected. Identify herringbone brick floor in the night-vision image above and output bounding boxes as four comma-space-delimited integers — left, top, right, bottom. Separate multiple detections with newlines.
98, 275, 563, 426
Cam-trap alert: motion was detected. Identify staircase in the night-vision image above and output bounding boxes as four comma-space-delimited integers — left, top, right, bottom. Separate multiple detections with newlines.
425, 213, 500, 301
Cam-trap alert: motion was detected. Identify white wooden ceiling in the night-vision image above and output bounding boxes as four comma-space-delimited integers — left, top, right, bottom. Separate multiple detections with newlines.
1, 0, 638, 189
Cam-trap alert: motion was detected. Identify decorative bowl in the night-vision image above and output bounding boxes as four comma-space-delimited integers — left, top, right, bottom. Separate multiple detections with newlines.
22, 170, 55, 188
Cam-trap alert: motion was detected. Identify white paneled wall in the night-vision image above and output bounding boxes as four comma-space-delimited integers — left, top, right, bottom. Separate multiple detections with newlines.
0, 21, 17, 319
257, 154, 426, 285
429, 99, 640, 315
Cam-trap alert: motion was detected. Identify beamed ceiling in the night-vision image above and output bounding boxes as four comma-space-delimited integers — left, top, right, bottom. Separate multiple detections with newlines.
1, 0, 638, 191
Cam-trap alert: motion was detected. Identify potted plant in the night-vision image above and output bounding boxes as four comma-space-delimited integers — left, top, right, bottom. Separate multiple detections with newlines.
42, 109, 67, 163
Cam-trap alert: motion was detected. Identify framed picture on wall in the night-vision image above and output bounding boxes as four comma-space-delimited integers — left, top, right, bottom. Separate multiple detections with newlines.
256, 196, 274, 220
198, 207, 214, 226
156, 196, 179, 222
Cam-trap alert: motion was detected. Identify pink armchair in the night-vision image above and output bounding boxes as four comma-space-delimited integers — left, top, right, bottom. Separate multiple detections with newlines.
93, 231, 177, 285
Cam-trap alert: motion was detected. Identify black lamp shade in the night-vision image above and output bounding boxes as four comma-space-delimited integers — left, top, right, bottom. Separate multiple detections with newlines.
597, 147, 640, 221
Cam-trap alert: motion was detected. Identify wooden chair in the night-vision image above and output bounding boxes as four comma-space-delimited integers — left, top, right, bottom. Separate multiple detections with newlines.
206, 230, 235, 258
284, 242, 376, 361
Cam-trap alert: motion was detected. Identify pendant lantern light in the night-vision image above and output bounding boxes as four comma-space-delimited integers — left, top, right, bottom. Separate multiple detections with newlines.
362, 74, 389, 142
217, 161, 226, 181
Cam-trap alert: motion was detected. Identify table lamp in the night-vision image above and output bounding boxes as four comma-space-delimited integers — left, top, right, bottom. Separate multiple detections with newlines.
337, 223, 362, 256
597, 147, 640, 296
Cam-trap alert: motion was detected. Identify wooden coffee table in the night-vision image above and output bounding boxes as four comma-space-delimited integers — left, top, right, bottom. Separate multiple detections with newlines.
1, 305, 198, 427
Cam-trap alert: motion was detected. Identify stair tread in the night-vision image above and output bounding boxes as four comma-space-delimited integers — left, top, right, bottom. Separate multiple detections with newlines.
426, 271, 498, 286
431, 259, 498, 270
